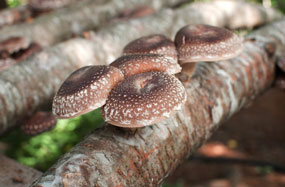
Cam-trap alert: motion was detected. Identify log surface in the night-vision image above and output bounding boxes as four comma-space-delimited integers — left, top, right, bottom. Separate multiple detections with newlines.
0, 0, 280, 135
0, 154, 42, 187
0, 0, 182, 46
31, 19, 285, 186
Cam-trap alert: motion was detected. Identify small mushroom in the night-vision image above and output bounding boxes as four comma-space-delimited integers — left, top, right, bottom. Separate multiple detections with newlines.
0, 37, 30, 55
114, 6, 155, 21
110, 54, 181, 77
0, 37, 41, 71
175, 24, 243, 77
123, 34, 178, 61
52, 65, 124, 119
102, 71, 186, 128
21, 111, 57, 135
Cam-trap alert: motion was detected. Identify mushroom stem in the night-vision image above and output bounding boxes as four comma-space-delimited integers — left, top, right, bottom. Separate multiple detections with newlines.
180, 63, 197, 77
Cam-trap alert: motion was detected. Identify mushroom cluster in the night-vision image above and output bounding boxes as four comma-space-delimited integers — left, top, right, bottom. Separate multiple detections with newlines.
0, 37, 41, 72
52, 24, 243, 128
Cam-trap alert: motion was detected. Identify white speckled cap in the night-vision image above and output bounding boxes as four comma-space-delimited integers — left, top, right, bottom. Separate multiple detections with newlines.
102, 71, 186, 128
123, 34, 178, 61
21, 112, 57, 135
175, 24, 243, 63
110, 54, 181, 77
52, 65, 124, 119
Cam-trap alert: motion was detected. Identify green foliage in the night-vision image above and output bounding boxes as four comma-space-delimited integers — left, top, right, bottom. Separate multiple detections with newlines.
248, 0, 285, 13
6, 0, 21, 7
0, 109, 103, 171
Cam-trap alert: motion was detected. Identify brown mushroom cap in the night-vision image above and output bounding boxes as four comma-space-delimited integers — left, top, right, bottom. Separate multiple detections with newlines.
21, 112, 57, 135
52, 65, 124, 119
102, 71, 186, 128
116, 6, 155, 20
123, 34, 178, 61
175, 24, 243, 63
0, 37, 30, 55
110, 54, 181, 77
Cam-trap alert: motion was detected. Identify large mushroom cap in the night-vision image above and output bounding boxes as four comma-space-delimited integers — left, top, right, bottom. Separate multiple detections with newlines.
123, 34, 178, 61
175, 24, 243, 63
102, 71, 186, 128
110, 54, 181, 77
53, 65, 124, 119
21, 112, 57, 136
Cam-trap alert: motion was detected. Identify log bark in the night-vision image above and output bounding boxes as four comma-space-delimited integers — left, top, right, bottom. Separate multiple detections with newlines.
0, 0, 183, 46
0, 154, 42, 187
0, 0, 280, 135
0, 6, 32, 28
31, 19, 285, 186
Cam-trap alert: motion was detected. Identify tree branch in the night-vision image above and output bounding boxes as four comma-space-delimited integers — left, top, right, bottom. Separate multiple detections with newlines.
31, 19, 285, 186
0, 0, 280, 135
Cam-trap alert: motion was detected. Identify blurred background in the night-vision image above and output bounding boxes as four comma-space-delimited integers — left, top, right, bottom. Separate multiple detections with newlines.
2, 0, 285, 12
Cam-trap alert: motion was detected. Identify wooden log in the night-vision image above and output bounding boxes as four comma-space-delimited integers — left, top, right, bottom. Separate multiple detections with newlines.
0, 0, 280, 135
0, 154, 42, 187
0, 0, 184, 46
31, 19, 285, 186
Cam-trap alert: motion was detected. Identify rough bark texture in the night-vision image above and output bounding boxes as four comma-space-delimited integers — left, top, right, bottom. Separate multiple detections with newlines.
0, 0, 280, 135
0, 0, 183, 46
0, 154, 42, 187
31, 19, 285, 186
